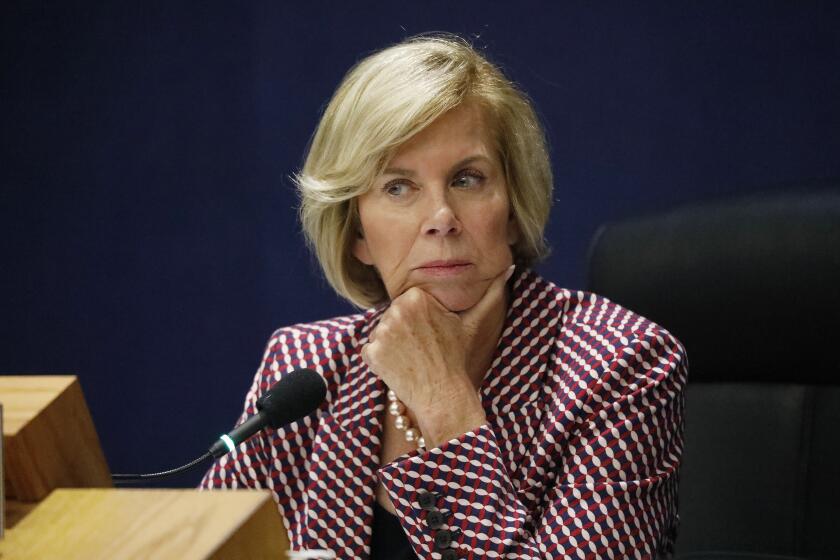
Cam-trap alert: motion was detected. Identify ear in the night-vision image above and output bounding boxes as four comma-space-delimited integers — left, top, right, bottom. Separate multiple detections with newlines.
352, 234, 375, 265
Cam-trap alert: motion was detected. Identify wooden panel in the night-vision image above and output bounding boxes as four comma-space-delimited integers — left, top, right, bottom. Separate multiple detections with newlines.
0, 376, 74, 436
0, 488, 290, 559
209, 497, 292, 560
1, 375, 111, 502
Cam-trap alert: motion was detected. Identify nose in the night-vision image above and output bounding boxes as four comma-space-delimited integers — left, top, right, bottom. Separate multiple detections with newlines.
422, 192, 462, 237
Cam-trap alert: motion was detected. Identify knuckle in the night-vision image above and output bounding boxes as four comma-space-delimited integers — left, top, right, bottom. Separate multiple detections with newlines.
387, 306, 402, 322
405, 288, 423, 304
361, 343, 378, 366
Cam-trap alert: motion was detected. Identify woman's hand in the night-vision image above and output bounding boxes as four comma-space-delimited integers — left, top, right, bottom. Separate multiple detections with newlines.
362, 265, 514, 448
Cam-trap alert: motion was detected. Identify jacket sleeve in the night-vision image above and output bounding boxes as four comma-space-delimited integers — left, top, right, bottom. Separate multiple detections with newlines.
378, 327, 687, 559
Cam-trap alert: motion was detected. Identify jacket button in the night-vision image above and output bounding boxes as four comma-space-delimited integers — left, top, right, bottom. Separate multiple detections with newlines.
434, 529, 453, 550
417, 490, 437, 510
441, 550, 459, 560
426, 509, 444, 529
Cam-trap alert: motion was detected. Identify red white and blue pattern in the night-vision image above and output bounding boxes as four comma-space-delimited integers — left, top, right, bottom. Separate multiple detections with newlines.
200, 269, 687, 559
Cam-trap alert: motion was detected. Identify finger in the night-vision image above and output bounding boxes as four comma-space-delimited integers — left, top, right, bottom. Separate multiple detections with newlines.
398, 285, 450, 315
460, 264, 515, 329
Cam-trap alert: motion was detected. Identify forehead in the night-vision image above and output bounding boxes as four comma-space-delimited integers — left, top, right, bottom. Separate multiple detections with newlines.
386, 103, 499, 169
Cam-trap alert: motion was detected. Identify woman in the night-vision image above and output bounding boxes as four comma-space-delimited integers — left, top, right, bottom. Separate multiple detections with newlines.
201, 34, 687, 559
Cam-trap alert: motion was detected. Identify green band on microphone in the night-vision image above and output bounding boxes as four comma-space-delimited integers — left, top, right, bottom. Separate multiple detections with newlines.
220, 434, 235, 453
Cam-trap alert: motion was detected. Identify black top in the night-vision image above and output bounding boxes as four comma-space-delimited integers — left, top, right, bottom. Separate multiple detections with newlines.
369, 501, 418, 560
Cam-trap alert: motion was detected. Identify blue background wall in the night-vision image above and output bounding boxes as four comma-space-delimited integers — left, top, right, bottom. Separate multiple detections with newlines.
2, 2, 838, 486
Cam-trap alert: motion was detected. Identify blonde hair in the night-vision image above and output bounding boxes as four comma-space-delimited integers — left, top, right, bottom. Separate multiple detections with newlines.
294, 34, 553, 308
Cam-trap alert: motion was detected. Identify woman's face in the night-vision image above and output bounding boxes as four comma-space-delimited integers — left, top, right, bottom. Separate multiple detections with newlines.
353, 103, 518, 312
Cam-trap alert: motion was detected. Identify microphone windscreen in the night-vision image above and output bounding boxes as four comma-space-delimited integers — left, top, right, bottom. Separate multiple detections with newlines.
256, 368, 326, 429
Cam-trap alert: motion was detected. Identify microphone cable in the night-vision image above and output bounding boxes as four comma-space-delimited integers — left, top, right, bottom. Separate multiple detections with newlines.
112, 452, 213, 484
109, 368, 326, 485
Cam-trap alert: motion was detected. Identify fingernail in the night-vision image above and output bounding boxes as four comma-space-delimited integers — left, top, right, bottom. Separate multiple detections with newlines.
505, 264, 515, 281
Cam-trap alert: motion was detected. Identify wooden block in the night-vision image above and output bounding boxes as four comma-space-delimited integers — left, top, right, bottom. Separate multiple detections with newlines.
0, 376, 111, 502
0, 488, 290, 559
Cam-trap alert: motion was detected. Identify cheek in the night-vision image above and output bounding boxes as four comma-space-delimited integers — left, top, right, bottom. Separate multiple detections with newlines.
479, 200, 513, 240
477, 201, 516, 260
359, 203, 394, 251
365, 219, 414, 259
357, 203, 418, 274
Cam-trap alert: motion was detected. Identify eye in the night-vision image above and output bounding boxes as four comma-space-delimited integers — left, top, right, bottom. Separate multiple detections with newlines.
383, 180, 411, 197
452, 169, 485, 189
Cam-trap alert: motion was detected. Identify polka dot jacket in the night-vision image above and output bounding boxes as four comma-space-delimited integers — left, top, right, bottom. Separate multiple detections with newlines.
200, 269, 688, 559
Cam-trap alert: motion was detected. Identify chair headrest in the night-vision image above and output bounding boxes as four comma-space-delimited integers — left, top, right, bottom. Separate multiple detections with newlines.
587, 190, 840, 383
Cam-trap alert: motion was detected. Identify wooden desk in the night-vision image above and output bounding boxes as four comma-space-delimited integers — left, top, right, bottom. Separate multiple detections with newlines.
0, 488, 289, 559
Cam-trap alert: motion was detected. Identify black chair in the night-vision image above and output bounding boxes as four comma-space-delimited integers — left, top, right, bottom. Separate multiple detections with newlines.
586, 191, 840, 560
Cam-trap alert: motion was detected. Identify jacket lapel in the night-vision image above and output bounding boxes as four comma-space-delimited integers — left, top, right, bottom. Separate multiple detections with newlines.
481, 271, 561, 501
302, 313, 385, 558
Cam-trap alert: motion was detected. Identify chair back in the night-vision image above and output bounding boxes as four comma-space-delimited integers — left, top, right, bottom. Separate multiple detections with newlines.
586, 191, 840, 558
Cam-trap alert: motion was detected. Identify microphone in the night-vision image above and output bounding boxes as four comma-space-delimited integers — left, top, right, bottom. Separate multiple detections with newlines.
112, 368, 326, 482
209, 368, 326, 458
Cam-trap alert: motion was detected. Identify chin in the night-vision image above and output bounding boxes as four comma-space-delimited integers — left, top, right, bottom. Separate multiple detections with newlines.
425, 284, 482, 313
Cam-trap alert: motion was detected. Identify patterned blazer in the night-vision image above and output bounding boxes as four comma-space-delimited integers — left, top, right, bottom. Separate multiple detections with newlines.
200, 269, 688, 559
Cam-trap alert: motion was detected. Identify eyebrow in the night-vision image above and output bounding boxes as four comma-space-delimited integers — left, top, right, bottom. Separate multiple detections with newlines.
382, 155, 492, 177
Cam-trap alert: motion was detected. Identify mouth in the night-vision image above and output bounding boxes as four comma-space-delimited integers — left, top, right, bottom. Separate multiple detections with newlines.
414, 260, 473, 277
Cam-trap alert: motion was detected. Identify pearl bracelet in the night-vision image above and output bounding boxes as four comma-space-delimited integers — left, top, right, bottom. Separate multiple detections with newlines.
386, 389, 426, 449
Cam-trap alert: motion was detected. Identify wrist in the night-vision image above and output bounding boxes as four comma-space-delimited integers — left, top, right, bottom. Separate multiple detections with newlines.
418, 388, 486, 449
